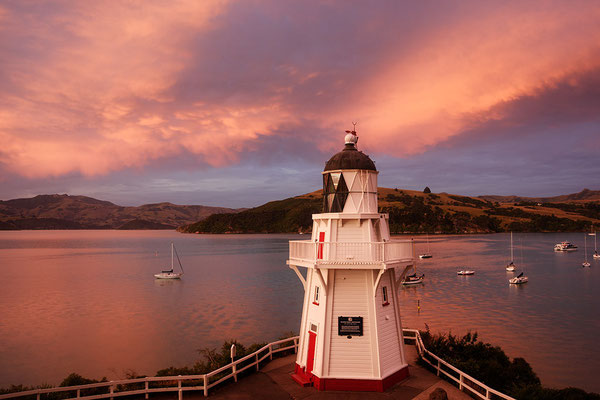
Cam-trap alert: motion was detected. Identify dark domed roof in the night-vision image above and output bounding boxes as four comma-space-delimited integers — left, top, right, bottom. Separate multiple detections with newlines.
324, 143, 376, 172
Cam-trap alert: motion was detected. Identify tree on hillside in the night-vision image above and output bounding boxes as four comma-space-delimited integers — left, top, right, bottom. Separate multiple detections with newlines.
423, 187, 431, 194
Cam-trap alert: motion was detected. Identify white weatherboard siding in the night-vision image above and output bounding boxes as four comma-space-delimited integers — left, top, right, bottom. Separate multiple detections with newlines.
375, 271, 403, 376
336, 219, 363, 242
328, 269, 373, 377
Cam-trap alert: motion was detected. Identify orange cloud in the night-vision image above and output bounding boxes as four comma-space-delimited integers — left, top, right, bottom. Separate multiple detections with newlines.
1, 1, 599, 180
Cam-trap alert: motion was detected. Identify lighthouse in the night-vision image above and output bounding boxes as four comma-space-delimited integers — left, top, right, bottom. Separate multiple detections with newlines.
287, 128, 416, 392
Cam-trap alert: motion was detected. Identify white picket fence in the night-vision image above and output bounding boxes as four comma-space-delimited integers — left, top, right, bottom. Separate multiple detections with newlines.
402, 329, 516, 400
0, 337, 299, 400
2, 330, 515, 400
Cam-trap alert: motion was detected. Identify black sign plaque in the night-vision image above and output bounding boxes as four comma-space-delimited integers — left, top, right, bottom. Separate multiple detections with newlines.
338, 316, 363, 336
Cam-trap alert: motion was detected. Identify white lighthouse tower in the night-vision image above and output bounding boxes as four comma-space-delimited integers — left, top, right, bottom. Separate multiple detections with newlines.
288, 128, 415, 392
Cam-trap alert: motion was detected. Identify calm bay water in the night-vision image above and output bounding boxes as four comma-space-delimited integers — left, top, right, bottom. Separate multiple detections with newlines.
0, 231, 598, 393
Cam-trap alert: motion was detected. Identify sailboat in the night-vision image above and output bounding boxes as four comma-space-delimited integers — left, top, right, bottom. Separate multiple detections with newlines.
154, 242, 184, 279
591, 230, 600, 260
419, 233, 432, 259
506, 232, 516, 271
402, 265, 425, 285
582, 234, 591, 267
509, 271, 528, 285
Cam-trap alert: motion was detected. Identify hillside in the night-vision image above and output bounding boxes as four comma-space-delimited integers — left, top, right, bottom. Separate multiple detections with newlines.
478, 188, 600, 204
179, 188, 600, 234
0, 194, 240, 230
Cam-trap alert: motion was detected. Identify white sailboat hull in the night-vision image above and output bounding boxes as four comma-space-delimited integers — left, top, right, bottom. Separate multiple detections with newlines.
509, 276, 528, 284
154, 272, 182, 279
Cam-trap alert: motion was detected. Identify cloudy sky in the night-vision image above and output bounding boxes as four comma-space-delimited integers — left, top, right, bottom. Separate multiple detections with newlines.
1, 1, 599, 207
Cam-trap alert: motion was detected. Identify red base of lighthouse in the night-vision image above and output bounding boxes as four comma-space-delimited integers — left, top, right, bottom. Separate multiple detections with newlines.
292, 363, 409, 392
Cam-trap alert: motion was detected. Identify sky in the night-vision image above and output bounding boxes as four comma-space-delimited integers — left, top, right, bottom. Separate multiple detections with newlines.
1, 1, 599, 208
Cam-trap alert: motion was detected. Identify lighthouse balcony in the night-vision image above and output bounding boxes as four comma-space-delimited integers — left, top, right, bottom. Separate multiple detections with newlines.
288, 240, 414, 269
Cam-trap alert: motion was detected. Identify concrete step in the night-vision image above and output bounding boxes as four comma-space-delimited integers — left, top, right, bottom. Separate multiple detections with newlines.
290, 372, 313, 387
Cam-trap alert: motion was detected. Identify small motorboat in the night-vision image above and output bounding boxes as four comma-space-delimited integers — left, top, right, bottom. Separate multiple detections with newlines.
154, 242, 184, 279
402, 273, 425, 285
509, 272, 528, 284
554, 241, 578, 251
457, 270, 475, 275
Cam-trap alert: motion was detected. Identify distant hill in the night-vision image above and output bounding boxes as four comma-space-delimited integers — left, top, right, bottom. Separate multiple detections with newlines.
0, 194, 241, 230
479, 188, 600, 204
179, 188, 600, 234
179, 193, 322, 234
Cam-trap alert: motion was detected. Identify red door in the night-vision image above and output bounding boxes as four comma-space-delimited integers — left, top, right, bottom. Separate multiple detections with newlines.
306, 331, 317, 376
317, 232, 325, 260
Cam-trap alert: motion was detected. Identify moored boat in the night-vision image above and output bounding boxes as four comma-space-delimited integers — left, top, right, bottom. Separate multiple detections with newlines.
154, 242, 184, 279
590, 231, 599, 259
506, 232, 516, 271
554, 241, 578, 251
419, 233, 433, 259
402, 273, 425, 285
509, 272, 528, 284
582, 234, 591, 267
457, 270, 475, 275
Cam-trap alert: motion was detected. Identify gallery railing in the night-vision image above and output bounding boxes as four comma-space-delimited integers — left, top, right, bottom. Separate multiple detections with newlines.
289, 240, 414, 265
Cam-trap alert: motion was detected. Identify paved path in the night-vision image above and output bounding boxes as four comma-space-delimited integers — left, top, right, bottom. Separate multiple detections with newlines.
181, 345, 471, 400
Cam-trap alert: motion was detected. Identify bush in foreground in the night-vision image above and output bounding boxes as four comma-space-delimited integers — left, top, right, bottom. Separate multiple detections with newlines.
420, 329, 600, 399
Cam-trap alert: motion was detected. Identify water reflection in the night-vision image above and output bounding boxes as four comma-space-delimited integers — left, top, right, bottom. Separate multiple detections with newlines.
0, 231, 598, 393
402, 232, 600, 393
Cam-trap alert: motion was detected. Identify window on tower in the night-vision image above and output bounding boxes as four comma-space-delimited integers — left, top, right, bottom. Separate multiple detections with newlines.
382, 286, 389, 306
322, 172, 349, 213
313, 285, 320, 305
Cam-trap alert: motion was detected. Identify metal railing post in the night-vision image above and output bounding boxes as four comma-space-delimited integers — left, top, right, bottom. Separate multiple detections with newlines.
459, 374, 463, 390
110, 384, 114, 400
294, 337, 298, 353
486, 388, 490, 399
203, 375, 208, 397
233, 361, 238, 383
145, 380, 149, 399
77, 389, 80, 399
177, 377, 182, 400
437, 360, 440, 376
36, 393, 40, 400
269, 344, 273, 360
255, 353, 259, 371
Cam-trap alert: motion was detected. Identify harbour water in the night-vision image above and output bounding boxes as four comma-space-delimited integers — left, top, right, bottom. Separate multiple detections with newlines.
0, 231, 598, 393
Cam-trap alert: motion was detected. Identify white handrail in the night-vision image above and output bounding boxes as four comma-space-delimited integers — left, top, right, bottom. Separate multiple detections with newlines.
0, 337, 299, 400
1, 332, 515, 400
402, 329, 516, 400
289, 240, 413, 264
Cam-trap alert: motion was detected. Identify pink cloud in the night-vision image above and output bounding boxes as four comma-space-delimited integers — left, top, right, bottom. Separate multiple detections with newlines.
1, 1, 599, 180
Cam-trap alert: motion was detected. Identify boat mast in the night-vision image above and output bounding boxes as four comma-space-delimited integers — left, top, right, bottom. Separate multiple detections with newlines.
171, 242, 174, 270
584, 234, 588, 262
510, 232, 514, 262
